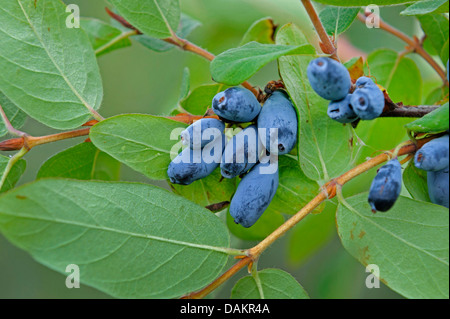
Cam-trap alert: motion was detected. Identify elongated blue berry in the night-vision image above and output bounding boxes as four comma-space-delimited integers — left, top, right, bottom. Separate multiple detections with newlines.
414, 135, 449, 172
307, 57, 351, 101
212, 87, 261, 122
181, 118, 225, 150
368, 159, 402, 212
327, 94, 359, 124
221, 125, 263, 179
229, 156, 279, 228
351, 83, 385, 120
167, 135, 225, 185
427, 167, 449, 208
257, 90, 298, 155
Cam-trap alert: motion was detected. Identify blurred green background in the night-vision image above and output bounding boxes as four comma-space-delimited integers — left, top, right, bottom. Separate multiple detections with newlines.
1, 0, 443, 299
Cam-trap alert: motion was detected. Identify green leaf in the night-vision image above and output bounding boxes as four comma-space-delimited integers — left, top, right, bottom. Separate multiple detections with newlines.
89, 114, 187, 181
277, 24, 354, 182
287, 207, 336, 265
356, 49, 422, 163
424, 85, 449, 105
267, 156, 320, 215
109, 0, 180, 39
313, 0, 422, 6
0, 92, 27, 138
337, 193, 449, 299
211, 41, 315, 86
0, 0, 103, 130
37, 143, 121, 181
226, 208, 285, 241
440, 39, 449, 66
319, 6, 360, 36
240, 17, 276, 46
231, 269, 309, 299
81, 18, 132, 57
405, 103, 449, 133
418, 14, 449, 64
0, 155, 26, 193
0, 179, 230, 298
403, 160, 430, 202
171, 169, 235, 207
180, 84, 227, 115
401, 0, 449, 15
134, 13, 201, 53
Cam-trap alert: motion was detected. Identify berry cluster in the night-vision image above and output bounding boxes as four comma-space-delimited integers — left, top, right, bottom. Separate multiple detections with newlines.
168, 87, 298, 228
307, 57, 385, 123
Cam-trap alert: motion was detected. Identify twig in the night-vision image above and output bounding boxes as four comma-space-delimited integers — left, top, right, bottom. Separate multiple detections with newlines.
301, 0, 337, 59
357, 13, 449, 87
379, 105, 441, 118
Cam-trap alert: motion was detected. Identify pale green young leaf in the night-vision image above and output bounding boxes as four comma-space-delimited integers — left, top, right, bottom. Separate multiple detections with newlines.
231, 269, 309, 299
211, 41, 315, 86
37, 142, 121, 181
179, 67, 191, 101
109, 0, 180, 39
0, 0, 103, 130
337, 193, 449, 299
277, 24, 354, 182
0, 179, 230, 298
418, 14, 449, 64
89, 114, 187, 180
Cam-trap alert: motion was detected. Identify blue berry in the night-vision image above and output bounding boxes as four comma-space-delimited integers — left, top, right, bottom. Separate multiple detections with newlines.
257, 90, 298, 155
229, 156, 279, 228
307, 57, 351, 101
350, 84, 385, 120
167, 135, 225, 185
427, 167, 449, 208
212, 87, 261, 123
368, 159, 402, 212
327, 94, 359, 124
181, 118, 225, 150
414, 135, 449, 172
221, 125, 263, 179
355, 76, 377, 89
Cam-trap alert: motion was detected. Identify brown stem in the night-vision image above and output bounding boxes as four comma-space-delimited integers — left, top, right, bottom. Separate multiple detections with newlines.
357, 13, 449, 87
380, 105, 441, 118
301, 0, 337, 59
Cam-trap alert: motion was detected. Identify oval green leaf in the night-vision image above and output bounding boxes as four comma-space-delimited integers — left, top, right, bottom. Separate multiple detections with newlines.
240, 17, 276, 46
0, 155, 26, 193
319, 6, 360, 36
405, 103, 449, 133
211, 41, 315, 86
401, 0, 449, 16
0, 179, 231, 298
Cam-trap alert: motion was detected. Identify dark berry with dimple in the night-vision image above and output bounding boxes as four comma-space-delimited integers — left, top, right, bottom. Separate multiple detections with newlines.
212, 87, 261, 123
229, 157, 279, 228
307, 57, 351, 101
221, 125, 263, 179
414, 135, 449, 172
181, 118, 225, 150
350, 81, 385, 120
257, 90, 297, 155
167, 135, 225, 185
327, 94, 359, 124
427, 167, 449, 208
368, 159, 402, 212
